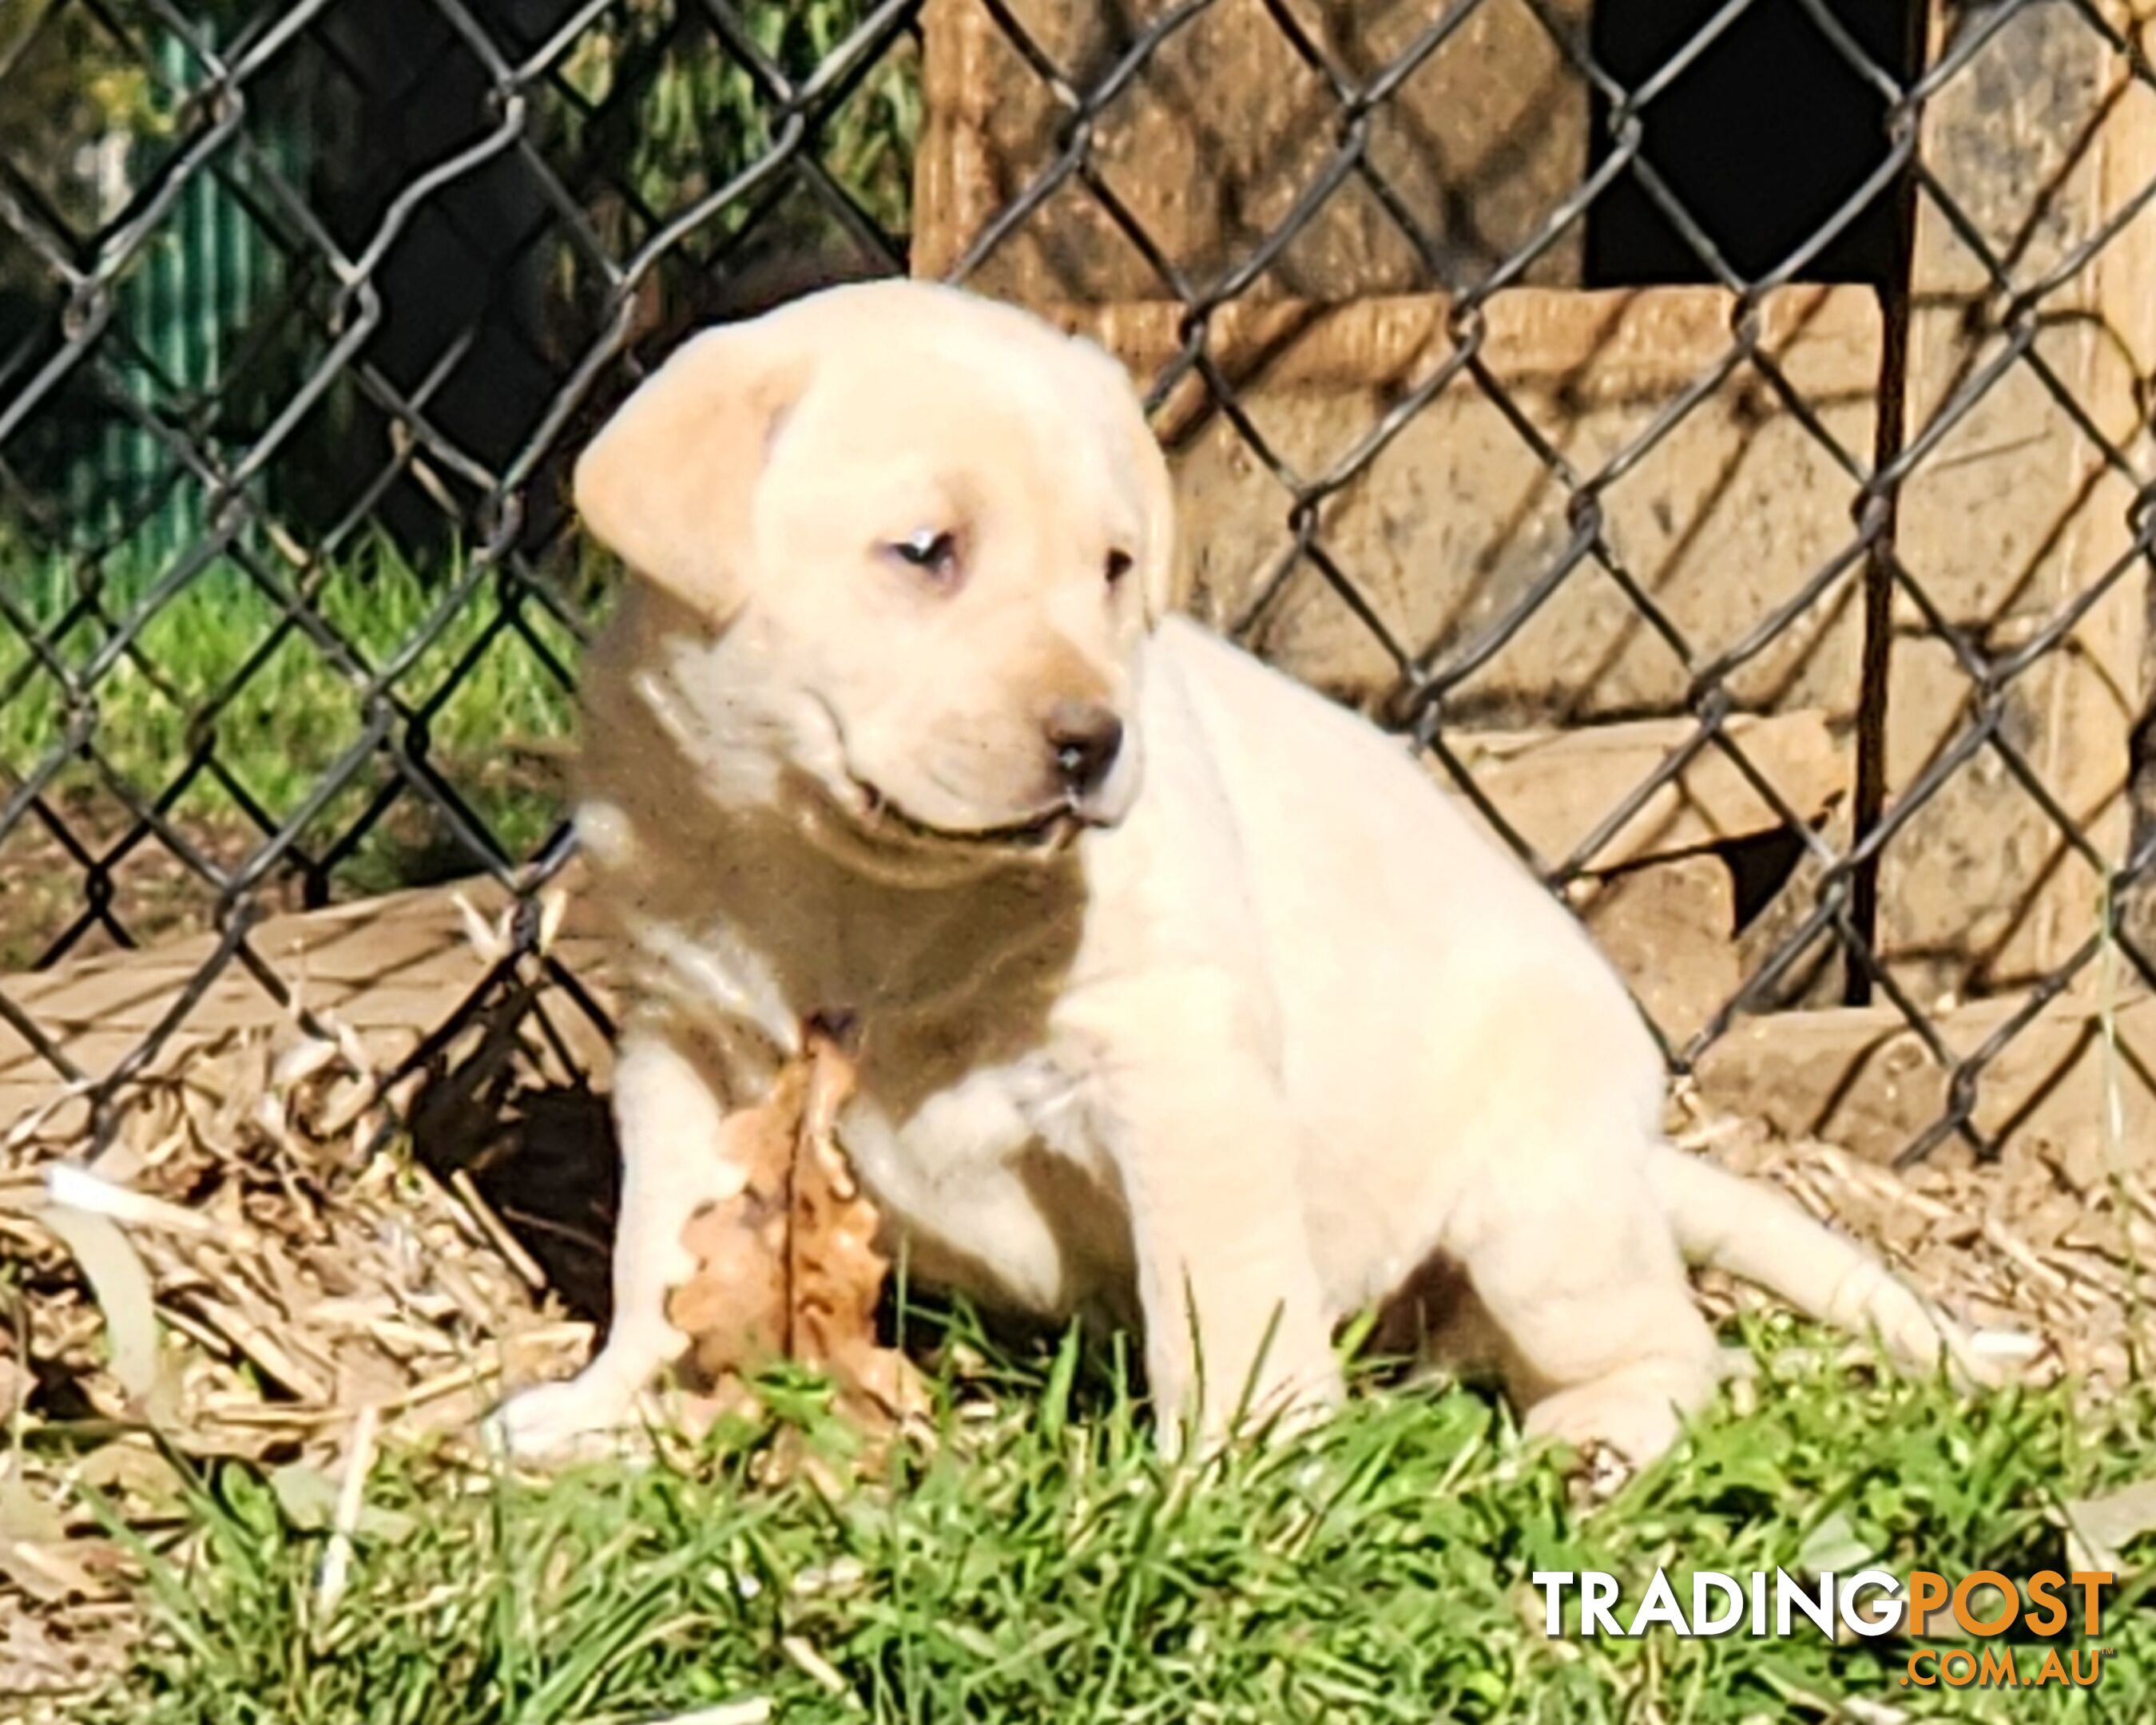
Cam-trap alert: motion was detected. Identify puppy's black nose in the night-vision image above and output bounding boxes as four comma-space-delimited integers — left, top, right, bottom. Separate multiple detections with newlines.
1046, 700, 1123, 798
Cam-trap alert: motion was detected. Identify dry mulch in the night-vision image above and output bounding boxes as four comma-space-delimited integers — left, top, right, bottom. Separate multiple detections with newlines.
1, 1027, 582, 1707
1674, 1085, 2156, 1390
0, 873, 610, 1711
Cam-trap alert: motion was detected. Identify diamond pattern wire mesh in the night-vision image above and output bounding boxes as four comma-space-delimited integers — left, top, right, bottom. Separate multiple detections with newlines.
2, 0, 2154, 1169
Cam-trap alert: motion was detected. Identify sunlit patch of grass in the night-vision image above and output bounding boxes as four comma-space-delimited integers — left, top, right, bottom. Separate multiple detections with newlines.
102, 1308, 2156, 1723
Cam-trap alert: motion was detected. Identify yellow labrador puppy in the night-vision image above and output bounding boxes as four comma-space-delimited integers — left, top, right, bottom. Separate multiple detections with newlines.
494, 280, 1960, 1466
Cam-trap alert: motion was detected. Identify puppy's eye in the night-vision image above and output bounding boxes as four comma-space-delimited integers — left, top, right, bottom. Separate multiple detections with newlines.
1104, 549, 1135, 589
887, 529, 962, 587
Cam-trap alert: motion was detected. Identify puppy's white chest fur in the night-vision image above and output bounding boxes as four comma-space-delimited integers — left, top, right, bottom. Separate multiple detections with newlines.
836, 1045, 1130, 1320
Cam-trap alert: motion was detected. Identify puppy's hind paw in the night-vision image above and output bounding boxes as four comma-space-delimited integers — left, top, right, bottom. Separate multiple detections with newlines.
486, 1375, 651, 1468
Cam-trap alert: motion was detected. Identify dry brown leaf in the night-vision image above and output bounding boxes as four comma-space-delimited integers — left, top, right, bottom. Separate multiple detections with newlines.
0, 1470, 126, 1605
2061, 1476, 2156, 1576
667, 1030, 927, 1430
790, 1040, 929, 1426
30, 1202, 165, 1415
0, 1605, 119, 1699
70, 1439, 173, 1491
668, 1061, 801, 1381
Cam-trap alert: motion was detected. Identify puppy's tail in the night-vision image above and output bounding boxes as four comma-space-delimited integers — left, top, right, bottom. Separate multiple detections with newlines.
1647, 1143, 1989, 1385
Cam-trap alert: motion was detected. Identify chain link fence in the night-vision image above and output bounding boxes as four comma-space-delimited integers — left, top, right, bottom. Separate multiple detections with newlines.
3, 0, 2154, 1174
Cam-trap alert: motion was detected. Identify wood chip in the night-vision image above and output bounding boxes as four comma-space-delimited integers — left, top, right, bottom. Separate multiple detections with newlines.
315, 1402, 379, 1620
447, 1168, 546, 1291
782, 1634, 856, 1703
178, 1292, 332, 1404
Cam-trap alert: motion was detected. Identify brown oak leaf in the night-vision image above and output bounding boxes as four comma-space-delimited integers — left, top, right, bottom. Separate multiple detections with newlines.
667, 1030, 927, 1430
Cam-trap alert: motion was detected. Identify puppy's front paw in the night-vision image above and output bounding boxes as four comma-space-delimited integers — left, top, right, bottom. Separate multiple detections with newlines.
487, 1374, 648, 1465
1522, 1382, 1684, 1472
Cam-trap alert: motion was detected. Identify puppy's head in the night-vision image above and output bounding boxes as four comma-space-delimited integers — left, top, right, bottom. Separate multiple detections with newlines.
576, 280, 1173, 856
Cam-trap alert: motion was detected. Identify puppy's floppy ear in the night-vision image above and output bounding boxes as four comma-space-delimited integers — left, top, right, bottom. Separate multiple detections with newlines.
1074, 335, 1179, 624
573, 317, 813, 622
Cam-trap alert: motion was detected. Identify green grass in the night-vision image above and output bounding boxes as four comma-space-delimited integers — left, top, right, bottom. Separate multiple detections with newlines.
98, 1312, 2156, 1723
0, 538, 592, 894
